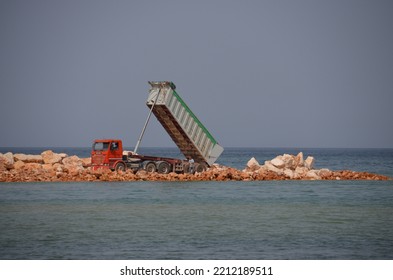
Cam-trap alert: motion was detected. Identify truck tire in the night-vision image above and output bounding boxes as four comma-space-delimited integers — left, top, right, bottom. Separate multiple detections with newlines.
157, 161, 171, 174
145, 162, 156, 173
183, 163, 191, 174
115, 162, 126, 172
195, 163, 207, 173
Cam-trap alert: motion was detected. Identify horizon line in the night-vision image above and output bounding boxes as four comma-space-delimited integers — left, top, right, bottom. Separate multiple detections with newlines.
1, 146, 393, 150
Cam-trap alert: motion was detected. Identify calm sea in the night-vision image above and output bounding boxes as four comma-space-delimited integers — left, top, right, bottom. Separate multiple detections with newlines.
0, 148, 393, 259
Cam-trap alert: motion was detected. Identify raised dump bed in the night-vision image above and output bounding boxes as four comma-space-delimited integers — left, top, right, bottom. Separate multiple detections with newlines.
147, 81, 224, 166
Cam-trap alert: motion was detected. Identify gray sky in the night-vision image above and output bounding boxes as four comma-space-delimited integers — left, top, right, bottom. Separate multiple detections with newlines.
1, 0, 393, 148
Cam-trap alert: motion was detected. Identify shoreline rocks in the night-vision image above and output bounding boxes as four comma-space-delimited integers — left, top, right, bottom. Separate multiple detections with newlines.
244, 153, 322, 180
0, 151, 390, 182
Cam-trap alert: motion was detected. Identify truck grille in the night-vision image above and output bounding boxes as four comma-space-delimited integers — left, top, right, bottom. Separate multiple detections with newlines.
92, 154, 105, 165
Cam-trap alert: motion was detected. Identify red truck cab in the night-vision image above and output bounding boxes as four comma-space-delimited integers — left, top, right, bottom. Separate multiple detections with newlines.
91, 139, 124, 170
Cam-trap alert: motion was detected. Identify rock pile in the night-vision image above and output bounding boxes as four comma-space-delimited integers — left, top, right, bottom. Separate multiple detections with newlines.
0, 151, 91, 182
244, 152, 329, 180
242, 152, 391, 180
0, 151, 390, 182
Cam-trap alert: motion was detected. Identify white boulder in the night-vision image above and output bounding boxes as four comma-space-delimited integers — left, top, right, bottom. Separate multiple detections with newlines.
284, 169, 295, 179
295, 166, 308, 177
304, 156, 315, 170
247, 157, 260, 169
318, 168, 332, 178
295, 152, 304, 167
271, 157, 285, 168
306, 170, 321, 180
282, 154, 295, 169
265, 161, 283, 174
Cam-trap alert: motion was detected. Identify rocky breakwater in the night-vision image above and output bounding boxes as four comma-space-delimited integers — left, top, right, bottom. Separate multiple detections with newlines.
0, 151, 92, 182
0, 151, 390, 182
243, 152, 389, 180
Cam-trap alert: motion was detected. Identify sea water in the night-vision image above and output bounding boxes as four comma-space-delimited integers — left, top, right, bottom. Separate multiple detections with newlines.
0, 148, 392, 259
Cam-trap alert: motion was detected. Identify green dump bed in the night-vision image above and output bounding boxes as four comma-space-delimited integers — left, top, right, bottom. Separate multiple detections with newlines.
147, 81, 224, 166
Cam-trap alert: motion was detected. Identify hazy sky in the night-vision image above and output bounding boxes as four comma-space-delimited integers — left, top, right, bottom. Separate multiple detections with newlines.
1, 0, 393, 148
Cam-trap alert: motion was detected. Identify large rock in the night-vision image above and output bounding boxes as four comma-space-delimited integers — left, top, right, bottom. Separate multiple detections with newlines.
62, 156, 84, 172
284, 169, 295, 179
13, 161, 25, 170
271, 157, 285, 168
282, 154, 295, 169
264, 161, 283, 174
0, 152, 14, 169
295, 152, 304, 167
13, 153, 43, 163
27, 155, 43, 163
13, 153, 27, 162
318, 168, 332, 178
53, 163, 64, 172
81, 157, 91, 168
304, 156, 315, 170
41, 150, 64, 164
58, 153, 68, 158
306, 170, 321, 180
247, 157, 260, 169
294, 166, 308, 177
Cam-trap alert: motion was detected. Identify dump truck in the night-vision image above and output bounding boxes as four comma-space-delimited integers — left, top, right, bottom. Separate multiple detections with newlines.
91, 81, 224, 173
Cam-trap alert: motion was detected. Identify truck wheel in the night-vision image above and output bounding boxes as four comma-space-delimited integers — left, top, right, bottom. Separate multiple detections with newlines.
157, 161, 171, 174
195, 163, 207, 173
183, 163, 191, 174
145, 162, 156, 173
115, 162, 126, 172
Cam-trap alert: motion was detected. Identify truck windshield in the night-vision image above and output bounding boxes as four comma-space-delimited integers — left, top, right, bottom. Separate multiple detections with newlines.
93, 142, 109, 151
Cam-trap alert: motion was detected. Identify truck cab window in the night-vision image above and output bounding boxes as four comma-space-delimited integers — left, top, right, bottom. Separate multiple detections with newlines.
110, 142, 119, 151
93, 142, 109, 151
